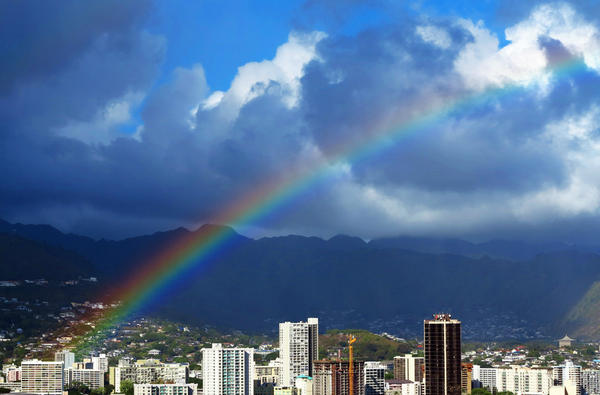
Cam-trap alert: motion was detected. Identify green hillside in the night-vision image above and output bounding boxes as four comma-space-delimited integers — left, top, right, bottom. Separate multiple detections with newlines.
563, 281, 600, 339
319, 329, 416, 361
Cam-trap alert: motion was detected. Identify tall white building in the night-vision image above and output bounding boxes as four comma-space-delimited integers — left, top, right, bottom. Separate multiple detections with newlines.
472, 367, 497, 390
495, 366, 553, 394
202, 343, 254, 395
93, 354, 109, 373
364, 362, 385, 395
55, 350, 75, 369
21, 360, 64, 395
279, 317, 318, 387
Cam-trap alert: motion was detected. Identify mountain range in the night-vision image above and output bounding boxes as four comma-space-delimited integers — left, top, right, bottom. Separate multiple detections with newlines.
1, 218, 600, 339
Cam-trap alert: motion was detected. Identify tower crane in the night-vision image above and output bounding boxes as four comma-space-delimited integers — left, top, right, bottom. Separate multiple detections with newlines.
348, 335, 357, 395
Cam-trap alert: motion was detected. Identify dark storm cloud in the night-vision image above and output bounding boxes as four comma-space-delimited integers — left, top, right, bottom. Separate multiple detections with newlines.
0, 0, 153, 92
2, 1, 600, 242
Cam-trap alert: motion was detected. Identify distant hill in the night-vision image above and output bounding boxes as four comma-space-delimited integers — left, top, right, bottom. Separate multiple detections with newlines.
3, 218, 600, 338
369, 236, 596, 261
562, 281, 600, 338
0, 233, 94, 280
319, 329, 414, 360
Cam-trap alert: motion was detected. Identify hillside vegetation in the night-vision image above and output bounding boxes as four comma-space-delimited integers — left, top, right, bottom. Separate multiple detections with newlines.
319, 329, 415, 361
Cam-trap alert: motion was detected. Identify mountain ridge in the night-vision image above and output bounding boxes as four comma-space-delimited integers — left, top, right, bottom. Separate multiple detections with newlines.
3, 218, 600, 339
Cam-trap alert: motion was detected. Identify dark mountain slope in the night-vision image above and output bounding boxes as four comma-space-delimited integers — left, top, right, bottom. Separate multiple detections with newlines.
0, 233, 94, 280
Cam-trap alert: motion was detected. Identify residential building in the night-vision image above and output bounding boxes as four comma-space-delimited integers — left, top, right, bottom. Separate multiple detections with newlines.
255, 365, 280, 385
295, 375, 313, 395
109, 359, 188, 393
472, 367, 496, 391
461, 364, 472, 395
202, 343, 254, 395
313, 360, 365, 395
393, 355, 424, 382
424, 314, 461, 395
134, 383, 198, 395
582, 370, 600, 395
279, 318, 319, 387
21, 360, 64, 395
55, 350, 75, 369
554, 362, 583, 395
495, 366, 552, 394
93, 354, 109, 373
4, 365, 21, 382
274, 387, 298, 395
66, 368, 104, 389
385, 380, 421, 395
365, 362, 385, 395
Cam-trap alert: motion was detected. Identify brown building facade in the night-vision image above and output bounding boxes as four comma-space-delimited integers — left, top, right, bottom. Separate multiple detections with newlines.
313, 360, 365, 395
461, 363, 472, 394
424, 314, 461, 395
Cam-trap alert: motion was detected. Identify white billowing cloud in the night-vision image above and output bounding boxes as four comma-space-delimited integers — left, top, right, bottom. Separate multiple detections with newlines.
416, 25, 452, 49
199, 31, 326, 122
455, 3, 600, 91
455, 19, 548, 90
506, 3, 600, 70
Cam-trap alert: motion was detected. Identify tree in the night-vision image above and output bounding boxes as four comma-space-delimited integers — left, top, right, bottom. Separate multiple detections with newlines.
103, 384, 115, 395
66, 381, 91, 395
384, 371, 394, 380
0, 388, 11, 393
472, 388, 492, 395
120, 380, 134, 395
188, 377, 202, 388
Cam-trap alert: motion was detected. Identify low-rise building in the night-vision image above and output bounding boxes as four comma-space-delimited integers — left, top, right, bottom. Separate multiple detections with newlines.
134, 383, 197, 395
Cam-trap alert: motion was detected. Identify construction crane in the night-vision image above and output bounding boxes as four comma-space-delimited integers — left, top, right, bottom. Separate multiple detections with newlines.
348, 335, 357, 395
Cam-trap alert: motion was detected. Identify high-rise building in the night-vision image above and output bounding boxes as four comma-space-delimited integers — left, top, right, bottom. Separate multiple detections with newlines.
55, 350, 75, 369
279, 318, 319, 387
134, 383, 198, 395
93, 354, 109, 373
364, 362, 385, 395
554, 362, 583, 395
202, 343, 254, 395
21, 360, 64, 395
424, 314, 461, 395
394, 355, 424, 382
495, 366, 552, 394
583, 369, 600, 395
472, 367, 496, 391
313, 360, 365, 395
66, 368, 104, 389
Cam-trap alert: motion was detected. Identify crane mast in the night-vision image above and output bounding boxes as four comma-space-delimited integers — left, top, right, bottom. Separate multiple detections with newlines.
348, 335, 356, 395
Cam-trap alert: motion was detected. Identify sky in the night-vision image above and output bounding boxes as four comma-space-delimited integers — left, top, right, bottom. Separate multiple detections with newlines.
2, 0, 600, 243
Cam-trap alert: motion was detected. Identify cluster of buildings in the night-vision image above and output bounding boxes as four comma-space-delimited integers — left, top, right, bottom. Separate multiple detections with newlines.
6, 314, 600, 395
201, 315, 458, 395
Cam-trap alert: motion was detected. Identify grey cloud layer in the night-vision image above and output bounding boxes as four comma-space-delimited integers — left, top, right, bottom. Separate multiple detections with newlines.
2, 1, 600, 242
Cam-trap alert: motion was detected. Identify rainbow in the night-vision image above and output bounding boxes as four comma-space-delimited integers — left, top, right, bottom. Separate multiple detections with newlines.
72, 55, 590, 351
